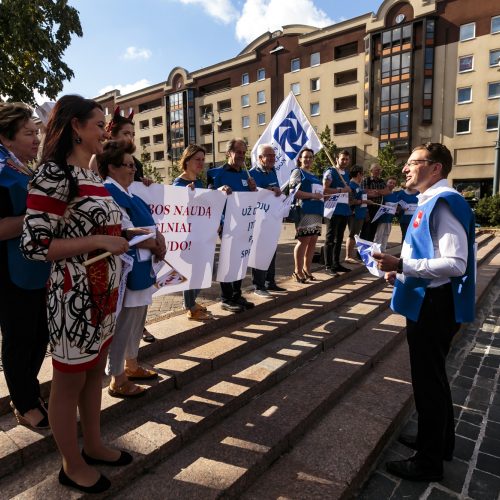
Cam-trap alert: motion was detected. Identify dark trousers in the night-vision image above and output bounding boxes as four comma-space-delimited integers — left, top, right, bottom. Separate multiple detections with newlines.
0, 281, 49, 414
400, 221, 410, 244
406, 283, 460, 470
360, 205, 379, 242
324, 215, 348, 267
252, 252, 277, 290
220, 280, 242, 303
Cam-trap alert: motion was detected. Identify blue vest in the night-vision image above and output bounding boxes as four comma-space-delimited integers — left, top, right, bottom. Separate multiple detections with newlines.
249, 166, 279, 189
349, 180, 367, 220
293, 168, 323, 215
0, 147, 50, 289
391, 191, 475, 323
398, 190, 419, 224
379, 191, 399, 223
104, 183, 156, 291
323, 167, 351, 216
208, 164, 251, 192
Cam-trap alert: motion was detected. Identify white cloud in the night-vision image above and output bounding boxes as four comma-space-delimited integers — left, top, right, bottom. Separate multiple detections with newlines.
122, 46, 152, 60
98, 79, 151, 96
236, 0, 334, 44
179, 0, 238, 23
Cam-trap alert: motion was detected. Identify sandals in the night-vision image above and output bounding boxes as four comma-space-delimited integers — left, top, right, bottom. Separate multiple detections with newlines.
125, 365, 158, 381
304, 272, 316, 281
108, 381, 146, 399
292, 272, 307, 284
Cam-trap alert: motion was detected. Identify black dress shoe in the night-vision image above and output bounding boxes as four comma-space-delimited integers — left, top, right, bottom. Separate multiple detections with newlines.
266, 283, 286, 292
236, 297, 255, 309
386, 458, 443, 482
58, 467, 111, 494
82, 449, 133, 466
398, 433, 453, 461
331, 264, 351, 273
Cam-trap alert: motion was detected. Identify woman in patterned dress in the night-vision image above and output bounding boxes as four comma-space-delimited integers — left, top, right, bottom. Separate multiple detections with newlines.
21, 95, 131, 494
289, 148, 324, 283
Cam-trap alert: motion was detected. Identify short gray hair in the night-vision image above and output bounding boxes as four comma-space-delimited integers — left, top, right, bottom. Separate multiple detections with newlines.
257, 143, 273, 156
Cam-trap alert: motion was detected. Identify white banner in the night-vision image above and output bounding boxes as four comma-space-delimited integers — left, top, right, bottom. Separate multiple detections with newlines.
323, 192, 348, 219
372, 201, 398, 223
248, 189, 284, 271
251, 92, 323, 187
129, 182, 226, 295
216, 191, 266, 282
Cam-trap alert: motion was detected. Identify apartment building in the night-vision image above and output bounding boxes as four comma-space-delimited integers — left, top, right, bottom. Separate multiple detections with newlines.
94, 0, 500, 195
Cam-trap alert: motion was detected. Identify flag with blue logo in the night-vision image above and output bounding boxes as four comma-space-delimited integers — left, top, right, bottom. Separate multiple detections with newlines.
354, 235, 385, 278
251, 92, 322, 187
371, 202, 397, 223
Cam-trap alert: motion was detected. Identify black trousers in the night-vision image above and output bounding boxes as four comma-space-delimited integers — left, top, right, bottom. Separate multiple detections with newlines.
324, 215, 348, 268
220, 280, 242, 303
252, 252, 277, 290
406, 283, 460, 470
360, 205, 380, 242
0, 281, 49, 414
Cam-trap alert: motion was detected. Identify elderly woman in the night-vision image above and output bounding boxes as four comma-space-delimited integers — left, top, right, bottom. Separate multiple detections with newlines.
0, 102, 50, 429
172, 144, 213, 321
290, 148, 324, 283
22, 95, 131, 494
97, 141, 166, 398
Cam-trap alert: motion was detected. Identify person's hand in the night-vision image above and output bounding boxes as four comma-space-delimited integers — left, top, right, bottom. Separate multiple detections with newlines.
98, 236, 129, 255
271, 186, 281, 196
141, 177, 154, 186
341, 186, 352, 193
248, 177, 257, 191
372, 252, 399, 272
187, 182, 196, 191
385, 271, 397, 285
313, 192, 323, 200
219, 185, 232, 195
366, 199, 374, 205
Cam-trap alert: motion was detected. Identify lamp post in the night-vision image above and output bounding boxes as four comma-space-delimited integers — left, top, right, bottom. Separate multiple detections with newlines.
494, 61, 500, 194
203, 111, 222, 167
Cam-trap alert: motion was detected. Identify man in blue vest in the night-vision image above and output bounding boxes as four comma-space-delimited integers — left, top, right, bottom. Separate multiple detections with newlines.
249, 144, 286, 296
208, 138, 257, 313
373, 143, 475, 482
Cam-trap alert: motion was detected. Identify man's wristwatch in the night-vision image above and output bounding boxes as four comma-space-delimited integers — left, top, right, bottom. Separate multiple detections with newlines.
397, 258, 403, 274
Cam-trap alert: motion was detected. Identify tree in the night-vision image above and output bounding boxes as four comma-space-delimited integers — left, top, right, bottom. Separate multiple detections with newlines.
378, 142, 404, 182
140, 146, 164, 184
312, 125, 337, 178
0, 0, 82, 104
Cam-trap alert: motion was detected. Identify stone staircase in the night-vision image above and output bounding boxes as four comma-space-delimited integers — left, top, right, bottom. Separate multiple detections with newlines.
0, 232, 499, 499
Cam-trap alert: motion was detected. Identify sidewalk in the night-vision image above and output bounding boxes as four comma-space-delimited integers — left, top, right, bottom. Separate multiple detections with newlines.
146, 222, 403, 323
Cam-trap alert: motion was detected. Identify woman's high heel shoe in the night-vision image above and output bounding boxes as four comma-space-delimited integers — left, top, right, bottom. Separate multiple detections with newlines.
304, 272, 316, 281
292, 272, 307, 283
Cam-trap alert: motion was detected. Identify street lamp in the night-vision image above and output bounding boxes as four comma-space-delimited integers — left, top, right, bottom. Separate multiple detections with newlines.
203, 110, 222, 167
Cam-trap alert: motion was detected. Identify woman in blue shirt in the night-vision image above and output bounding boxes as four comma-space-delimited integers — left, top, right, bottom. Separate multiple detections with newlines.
173, 145, 214, 321
289, 148, 324, 283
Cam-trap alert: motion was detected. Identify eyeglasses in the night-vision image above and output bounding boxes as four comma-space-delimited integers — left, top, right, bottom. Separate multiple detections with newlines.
121, 162, 136, 169
404, 159, 434, 167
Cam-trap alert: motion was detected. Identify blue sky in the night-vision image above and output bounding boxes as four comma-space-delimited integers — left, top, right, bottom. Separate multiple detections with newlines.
60, 0, 382, 99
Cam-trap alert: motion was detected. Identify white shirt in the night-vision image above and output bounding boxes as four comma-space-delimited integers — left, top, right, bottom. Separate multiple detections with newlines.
401, 179, 468, 288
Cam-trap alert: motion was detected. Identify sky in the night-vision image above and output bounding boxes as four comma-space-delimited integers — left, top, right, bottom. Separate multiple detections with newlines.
59, 0, 382, 100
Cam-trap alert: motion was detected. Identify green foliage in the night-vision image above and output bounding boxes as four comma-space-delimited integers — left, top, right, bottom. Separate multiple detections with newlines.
378, 142, 404, 182
474, 194, 500, 227
140, 146, 163, 184
312, 125, 337, 178
0, 0, 82, 104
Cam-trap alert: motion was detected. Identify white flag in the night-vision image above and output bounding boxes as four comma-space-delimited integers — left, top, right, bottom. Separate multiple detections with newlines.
251, 92, 323, 187
372, 202, 398, 223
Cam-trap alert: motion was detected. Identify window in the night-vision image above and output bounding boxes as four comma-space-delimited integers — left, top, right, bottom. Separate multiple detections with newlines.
310, 78, 320, 92
140, 136, 150, 146
152, 116, 163, 127
423, 79, 432, 101
334, 121, 357, 135
242, 73, 249, 85
217, 99, 231, 112
291, 58, 300, 72
334, 95, 357, 111
488, 82, 500, 99
241, 94, 250, 107
153, 151, 165, 161
334, 41, 358, 59
458, 55, 474, 72
153, 134, 163, 144
257, 90, 266, 104
257, 113, 266, 126
424, 47, 434, 70
381, 52, 411, 78
242, 116, 250, 128
310, 52, 320, 67
139, 120, 149, 130
334, 69, 357, 86
380, 111, 408, 136
486, 114, 499, 131
489, 49, 500, 67
493, 15, 500, 34
291, 82, 300, 95
310, 102, 320, 116
456, 118, 471, 134
459, 22, 475, 41
257, 68, 265, 81
457, 87, 472, 104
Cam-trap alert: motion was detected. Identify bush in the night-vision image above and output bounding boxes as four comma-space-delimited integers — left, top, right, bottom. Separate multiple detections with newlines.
474, 194, 500, 227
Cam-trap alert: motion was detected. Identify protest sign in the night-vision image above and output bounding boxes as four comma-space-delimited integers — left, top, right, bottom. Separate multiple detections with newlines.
323, 192, 348, 219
